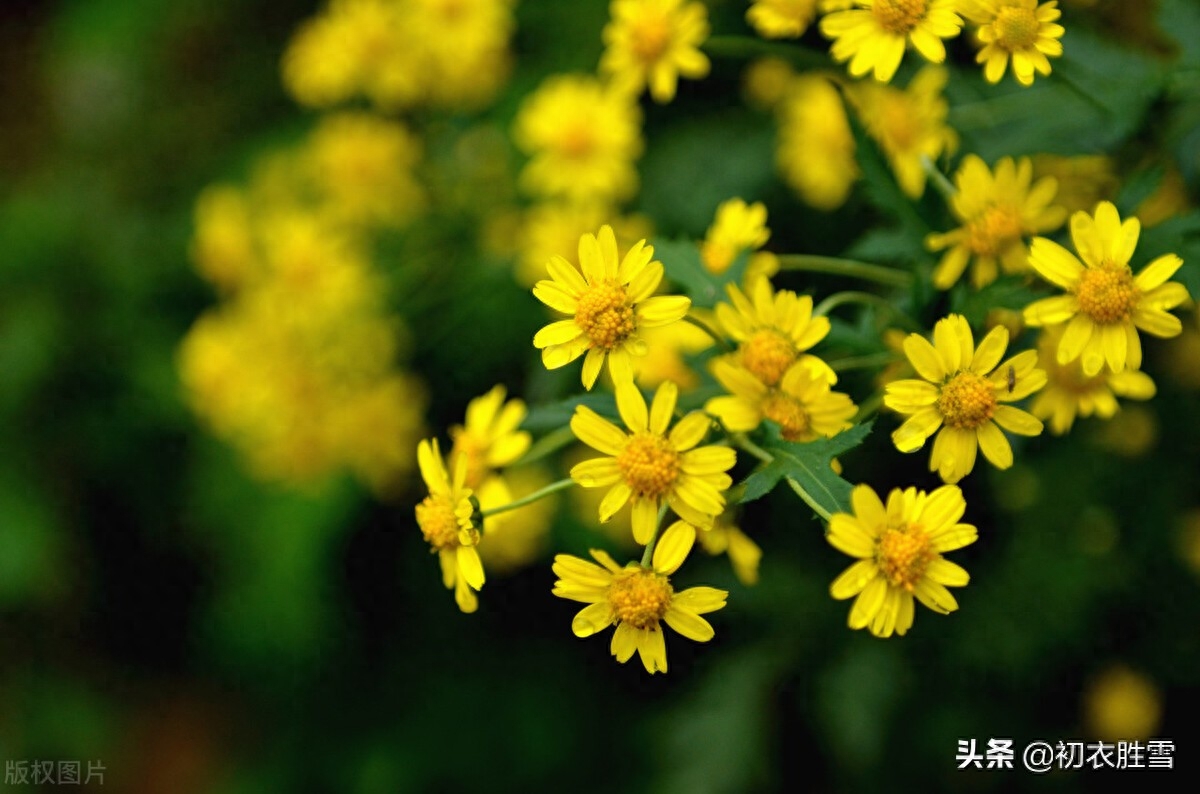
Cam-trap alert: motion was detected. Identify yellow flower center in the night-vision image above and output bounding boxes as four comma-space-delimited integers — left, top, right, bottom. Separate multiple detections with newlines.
994, 5, 1040, 50
740, 330, 797, 386
761, 391, 811, 441
560, 123, 596, 159
629, 14, 672, 63
872, 0, 928, 35
701, 239, 736, 275
608, 567, 673, 630
575, 280, 636, 350
1076, 263, 1140, 325
965, 205, 1024, 256
879, 94, 920, 151
877, 524, 935, 591
617, 433, 680, 498
416, 494, 462, 551
938, 370, 997, 430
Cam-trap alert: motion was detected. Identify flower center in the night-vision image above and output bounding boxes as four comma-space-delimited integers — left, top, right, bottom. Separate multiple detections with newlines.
965, 205, 1024, 256
938, 370, 997, 429
559, 123, 596, 159
1076, 263, 1140, 325
616, 433, 680, 498
608, 567, 673, 630
575, 280, 636, 350
877, 523, 935, 591
740, 330, 797, 387
872, 0, 928, 35
701, 239, 737, 275
994, 5, 1040, 50
416, 494, 462, 551
761, 391, 812, 441
879, 94, 920, 151
629, 14, 672, 63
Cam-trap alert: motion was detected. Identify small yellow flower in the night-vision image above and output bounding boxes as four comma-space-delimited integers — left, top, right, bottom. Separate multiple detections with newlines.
532, 226, 691, 389
747, 0, 822, 39
415, 439, 486, 613
571, 381, 737, 543
512, 74, 644, 204
885, 314, 1046, 484
776, 74, 859, 211
707, 357, 857, 441
742, 57, 796, 111
1029, 324, 1156, 435
927, 154, 1066, 290
819, 0, 964, 84
1084, 666, 1163, 742
714, 278, 834, 387
963, 0, 1064, 86
1023, 201, 1191, 376
190, 186, 255, 293
636, 319, 714, 391
552, 521, 728, 673
700, 199, 771, 275
514, 203, 654, 287
449, 385, 532, 490
600, 0, 711, 104
829, 483, 977, 637
850, 65, 958, 199
697, 512, 763, 585
1031, 154, 1118, 215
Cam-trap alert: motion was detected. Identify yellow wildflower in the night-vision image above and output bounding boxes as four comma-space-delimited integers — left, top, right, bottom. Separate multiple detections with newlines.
885, 314, 1046, 484
819, 0, 964, 84
532, 226, 691, 389
552, 521, 727, 673
1031, 154, 1118, 215
700, 199, 771, 275
512, 74, 643, 204
600, 0, 711, 104
747, 0, 822, 39
706, 357, 857, 441
190, 186, 256, 293
1029, 324, 1156, 435
829, 483, 977, 637
697, 512, 763, 586
851, 65, 957, 199
1084, 666, 1163, 742
742, 57, 796, 111
570, 381, 737, 543
776, 74, 859, 211
926, 154, 1066, 290
962, 0, 1064, 86
415, 439, 485, 613
449, 385, 532, 490
636, 319, 714, 391
714, 278, 834, 387
514, 203, 653, 287
1023, 201, 1191, 376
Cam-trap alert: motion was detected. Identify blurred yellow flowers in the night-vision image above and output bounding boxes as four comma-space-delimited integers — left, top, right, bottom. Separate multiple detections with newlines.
829, 483, 976, 637
601, 0, 711, 103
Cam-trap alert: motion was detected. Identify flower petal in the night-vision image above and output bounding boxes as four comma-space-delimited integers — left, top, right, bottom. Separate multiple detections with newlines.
830, 559, 878, 600
976, 420, 1013, 470
572, 601, 616, 637
663, 606, 715, 642
903, 333, 947, 382
649, 381, 678, 435
571, 406, 627, 455
653, 520, 695, 573
993, 405, 1043, 436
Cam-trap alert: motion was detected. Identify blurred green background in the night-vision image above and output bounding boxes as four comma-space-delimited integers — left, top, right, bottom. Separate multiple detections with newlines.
2, 0, 1199, 791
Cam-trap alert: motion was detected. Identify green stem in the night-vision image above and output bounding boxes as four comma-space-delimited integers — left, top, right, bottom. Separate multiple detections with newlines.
786, 478, 834, 523
515, 425, 576, 467
733, 434, 773, 463
854, 391, 883, 423
733, 434, 834, 523
829, 352, 899, 373
640, 503, 671, 567
813, 290, 921, 330
775, 255, 913, 287
480, 478, 575, 518
920, 155, 957, 201
684, 314, 734, 352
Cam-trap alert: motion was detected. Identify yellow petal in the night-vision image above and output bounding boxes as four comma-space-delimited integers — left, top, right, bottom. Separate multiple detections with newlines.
570, 406, 627, 455
653, 520, 696, 574
632, 497, 659, 545
649, 381, 678, 435
599, 482, 633, 522
850, 484, 887, 531
925, 558, 970, 587
663, 606, 715, 642
616, 380, 649, 433
993, 405, 1043, 436
669, 412, 714, 450
903, 333, 947, 382
672, 586, 728, 614
456, 545, 485, 590
830, 559, 878, 600
976, 420, 1013, 470
828, 515, 876, 558
572, 601, 616, 637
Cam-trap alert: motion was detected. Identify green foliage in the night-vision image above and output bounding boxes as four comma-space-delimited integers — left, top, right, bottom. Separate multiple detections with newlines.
738, 421, 874, 517
655, 235, 748, 308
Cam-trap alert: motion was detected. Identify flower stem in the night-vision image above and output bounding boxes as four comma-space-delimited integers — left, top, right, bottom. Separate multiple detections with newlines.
775, 255, 913, 287
854, 390, 883, 423
786, 478, 834, 523
684, 314, 734, 352
829, 352, 899, 373
813, 290, 921, 330
733, 434, 834, 523
640, 503, 671, 567
920, 155, 957, 201
479, 478, 575, 518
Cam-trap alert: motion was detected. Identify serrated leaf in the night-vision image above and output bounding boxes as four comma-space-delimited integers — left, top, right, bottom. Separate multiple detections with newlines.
738, 422, 873, 518
521, 392, 618, 433
653, 235, 748, 308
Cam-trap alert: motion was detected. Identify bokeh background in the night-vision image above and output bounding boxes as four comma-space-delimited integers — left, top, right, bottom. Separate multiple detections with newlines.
2, 0, 1199, 791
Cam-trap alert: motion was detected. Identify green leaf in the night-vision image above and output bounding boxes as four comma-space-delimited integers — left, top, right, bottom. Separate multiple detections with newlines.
1136, 210, 1200, 298
521, 391, 618, 433
653, 235, 748, 309
1116, 163, 1166, 216
845, 109, 931, 243
949, 276, 1043, 327
738, 421, 874, 517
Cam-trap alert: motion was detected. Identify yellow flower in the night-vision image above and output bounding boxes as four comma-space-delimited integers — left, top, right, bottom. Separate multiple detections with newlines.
552, 521, 727, 673
449, 385, 532, 490
819, 0, 964, 84
747, 0, 822, 39
850, 65, 958, 199
512, 74, 643, 204
706, 357, 857, 441
885, 314, 1046, 484
926, 154, 1066, 289
1031, 154, 1117, 215
514, 202, 653, 287
963, 0, 1064, 86
190, 186, 256, 293
700, 199, 771, 275
714, 278, 834, 387
415, 439, 486, 613
828, 483, 977, 637
570, 381, 737, 543
532, 226, 691, 389
600, 0, 711, 104
1029, 324, 1156, 435
742, 57, 796, 111
776, 74, 859, 211
1023, 201, 1191, 376
696, 512, 763, 586
1084, 666, 1163, 742
636, 319, 714, 391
